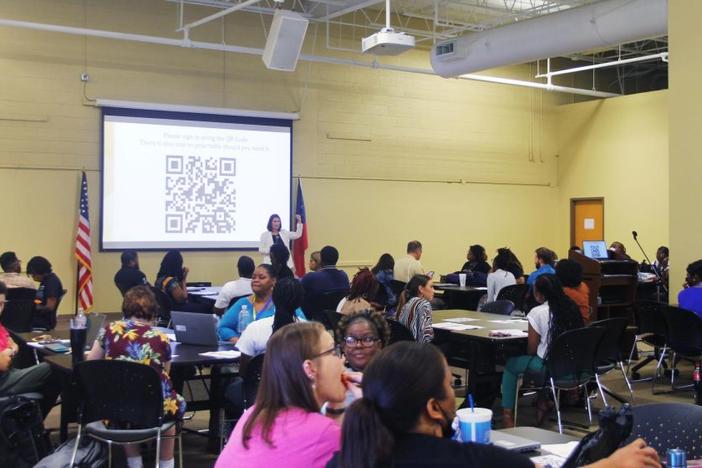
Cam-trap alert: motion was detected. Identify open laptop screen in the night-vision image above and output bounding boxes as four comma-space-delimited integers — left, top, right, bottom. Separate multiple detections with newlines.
582, 240, 609, 260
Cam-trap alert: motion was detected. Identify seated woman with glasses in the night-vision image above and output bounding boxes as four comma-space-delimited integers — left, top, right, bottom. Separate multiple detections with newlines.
335, 309, 390, 373
216, 322, 362, 468
87, 285, 185, 468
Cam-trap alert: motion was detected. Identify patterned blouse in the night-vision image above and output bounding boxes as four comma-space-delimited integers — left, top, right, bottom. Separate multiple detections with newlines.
397, 297, 434, 343
97, 319, 186, 419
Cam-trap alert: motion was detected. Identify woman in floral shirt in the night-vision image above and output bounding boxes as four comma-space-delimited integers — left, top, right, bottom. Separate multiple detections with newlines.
87, 285, 185, 468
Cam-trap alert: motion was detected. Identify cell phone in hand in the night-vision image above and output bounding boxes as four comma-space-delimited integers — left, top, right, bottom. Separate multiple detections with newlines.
426, 271, 435, 278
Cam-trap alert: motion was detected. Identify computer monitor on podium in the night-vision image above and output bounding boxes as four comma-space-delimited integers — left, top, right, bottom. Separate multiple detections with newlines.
582, 240, 609, 260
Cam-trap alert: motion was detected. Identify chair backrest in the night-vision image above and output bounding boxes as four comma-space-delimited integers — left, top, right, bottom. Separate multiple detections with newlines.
73, 360, 163, 427
151, 286, 174, 326
186, 281, 212, 287
635, 301, 668, 336
2, 287, 36, 333
496, 284, 529, 311
664, 305, 702, 358
546, 326, 606, 389
589, 317, 629, 363
302, 290, 348, 323
389, 280, 406, 298
624, 403, 702, 459
387, 319, 415, 344
226, 295, 249, 311
242, 353, 266, 409
323, 310, 344, 332
480, 300, 515, 316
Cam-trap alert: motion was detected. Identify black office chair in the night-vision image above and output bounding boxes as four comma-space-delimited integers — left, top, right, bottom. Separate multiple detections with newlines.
387, 319, 415, 344
2, 287, 36, 333
151, 286, 174, 327
514, 327, 606, 433
628, 301, 669, 391
663, 305, 702, 392
496, 284, 529, 312
220, 353, 266, 450
479, 300, 515, 316
225, 295, 249, 312
242, 354, 266, 409
590, 318, 634, 403
389, 280, 406, 300
70, 360, 182, 468
624, 403, 702, 459
302, 290, 348, 323
322, 310, 344, 332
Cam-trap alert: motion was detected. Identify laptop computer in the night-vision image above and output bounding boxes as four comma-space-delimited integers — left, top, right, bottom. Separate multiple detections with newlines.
171, 311, 223, 346
582, 240, 609, 260
490, 431, 541, 453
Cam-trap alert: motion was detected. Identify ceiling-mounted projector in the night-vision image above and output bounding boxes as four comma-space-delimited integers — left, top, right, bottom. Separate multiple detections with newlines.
362, 27, 415, 55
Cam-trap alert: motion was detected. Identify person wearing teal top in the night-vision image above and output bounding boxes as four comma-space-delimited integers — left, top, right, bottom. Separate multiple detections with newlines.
218, 264, 306, 342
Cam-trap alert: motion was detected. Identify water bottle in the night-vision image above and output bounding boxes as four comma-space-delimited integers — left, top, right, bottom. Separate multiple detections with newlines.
237, 304, 251, 333
74, 307, 87, 328
693, 362, 702, 406
70, 307, 88, 364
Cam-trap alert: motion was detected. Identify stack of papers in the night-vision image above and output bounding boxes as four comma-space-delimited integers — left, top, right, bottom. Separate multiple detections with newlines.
488, 329, 528, 337
541, 441, 579, 458
434, 322, 483, 331
199, 350, 241, 359
444, 317, 480, 323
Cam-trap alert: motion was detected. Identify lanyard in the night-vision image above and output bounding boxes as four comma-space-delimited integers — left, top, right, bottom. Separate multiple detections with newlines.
250, 295, 273, 320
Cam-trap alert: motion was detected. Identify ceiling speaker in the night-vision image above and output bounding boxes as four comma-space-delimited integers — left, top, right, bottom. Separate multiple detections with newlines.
263, 10, 309, 72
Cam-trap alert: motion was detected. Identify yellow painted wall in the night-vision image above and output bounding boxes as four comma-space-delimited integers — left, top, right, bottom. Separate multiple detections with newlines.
669, 1, 702, 295
555, 90, 669, 262
0, 0, 562, 313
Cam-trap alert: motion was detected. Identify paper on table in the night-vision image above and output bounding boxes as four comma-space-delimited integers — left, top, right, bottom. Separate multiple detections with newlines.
488, 329, 528, 337
541, 441, 580, 458
433, 322, 483, 331
443, 317, 480, 323
199, 350, 241, 359
530, 454, 566, 468
27, 339, 70, 349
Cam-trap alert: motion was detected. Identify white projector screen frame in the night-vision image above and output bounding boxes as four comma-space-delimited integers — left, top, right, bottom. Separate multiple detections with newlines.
100, 107, 293, 251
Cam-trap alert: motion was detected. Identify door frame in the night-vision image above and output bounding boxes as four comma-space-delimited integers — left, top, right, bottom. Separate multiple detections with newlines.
570, 197, 605, 247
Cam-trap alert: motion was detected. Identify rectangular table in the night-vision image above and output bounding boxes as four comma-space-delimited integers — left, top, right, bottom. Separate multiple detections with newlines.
12, 326, 239, 443
495, 426, 579, 462
187, 286, 222, 307
432, 309, 529, 407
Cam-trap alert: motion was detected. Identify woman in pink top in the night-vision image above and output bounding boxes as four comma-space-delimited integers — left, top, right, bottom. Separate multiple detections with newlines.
216, 322, 362, 468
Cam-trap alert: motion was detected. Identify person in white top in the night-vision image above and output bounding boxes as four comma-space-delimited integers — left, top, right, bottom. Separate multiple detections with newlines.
258, 214, 303, 269
0, 252, 36, 289
213, 256, 256, 315
499, 274, 584, 428
235, 278, 304, 371
393, 241, 425, 284
486, 250, 517, 302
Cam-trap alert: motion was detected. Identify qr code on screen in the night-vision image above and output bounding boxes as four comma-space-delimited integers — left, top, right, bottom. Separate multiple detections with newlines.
164, 155, 237, 234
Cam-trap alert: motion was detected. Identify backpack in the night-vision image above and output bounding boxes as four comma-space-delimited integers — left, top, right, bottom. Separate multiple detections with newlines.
35, 436, 107, 468
0, 394, 51, 467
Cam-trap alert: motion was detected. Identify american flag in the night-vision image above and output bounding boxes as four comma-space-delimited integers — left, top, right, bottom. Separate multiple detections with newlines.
292, 181, 309, 276
75, 171, 93, 311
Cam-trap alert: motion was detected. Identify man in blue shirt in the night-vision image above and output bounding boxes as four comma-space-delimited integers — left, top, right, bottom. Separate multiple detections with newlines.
678, 259, 702, 319
300, 245, 350, 296
527, 247, 557, 286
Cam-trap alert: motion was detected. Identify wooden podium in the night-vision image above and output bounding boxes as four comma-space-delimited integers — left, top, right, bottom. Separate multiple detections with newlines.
568, 251, 639, 322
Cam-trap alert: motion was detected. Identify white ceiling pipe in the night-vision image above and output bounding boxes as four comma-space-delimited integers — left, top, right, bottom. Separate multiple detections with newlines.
0, 17, 617, 98
431, 0, 667, 77
535, 51, 668, 78
178, 0, 264, 31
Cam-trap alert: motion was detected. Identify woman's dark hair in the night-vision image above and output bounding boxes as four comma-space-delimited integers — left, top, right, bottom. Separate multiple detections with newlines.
266, 214, 281, 232
347, 268, 379, 301
157, 250, 184, 281
122, 285, 158, 321
469, 244, 487, 262
371, 253, 395, 275
687, 259, 702, 278
395, 274, 431, 317
271, 278, 304, 333
339, 342, 447, 468
269, 243, 290, 267
242, 322, 325, 449
492, 248, 512, 271
657, 246, 669, 257
256, 263, 278, 280
533, 274, 584, 358
336, 309, 391, 348
495, 247, 523, 278
26, 256, 52, 276
555, 259, 583, 288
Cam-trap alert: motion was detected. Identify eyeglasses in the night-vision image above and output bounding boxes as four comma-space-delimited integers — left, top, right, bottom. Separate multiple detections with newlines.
343, 335, 380, 348
312, 344, 343, 359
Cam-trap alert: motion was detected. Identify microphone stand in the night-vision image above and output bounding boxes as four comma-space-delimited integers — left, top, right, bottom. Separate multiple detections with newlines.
632, 232, 668, 301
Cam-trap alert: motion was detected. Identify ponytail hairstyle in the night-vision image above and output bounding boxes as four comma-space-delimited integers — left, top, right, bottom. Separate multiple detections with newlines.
347, 268, 379, 301
534, 274, 584, 358
395, 274, 431, 317
271, 278, 304, 333
339, 342, 448, 468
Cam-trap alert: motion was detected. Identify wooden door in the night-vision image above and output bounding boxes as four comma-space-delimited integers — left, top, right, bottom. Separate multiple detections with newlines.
571, 198, 604, 248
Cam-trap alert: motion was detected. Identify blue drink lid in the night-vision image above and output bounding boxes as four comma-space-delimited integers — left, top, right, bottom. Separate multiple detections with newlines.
667, 448, 687, 467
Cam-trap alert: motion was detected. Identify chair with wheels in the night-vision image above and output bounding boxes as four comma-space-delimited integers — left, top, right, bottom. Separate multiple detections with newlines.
496, 284, 529, 313
70, 360, 182, 468
623, 403, 702, 459
2, 287, 36, 333
220, 353, 265, 450
628, 301, 669, 391
663, 305, 702, 392
479, 300, 515, 316
589, 318, 634, 404
151, 286, 174, 327
514, 326, 606, 433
